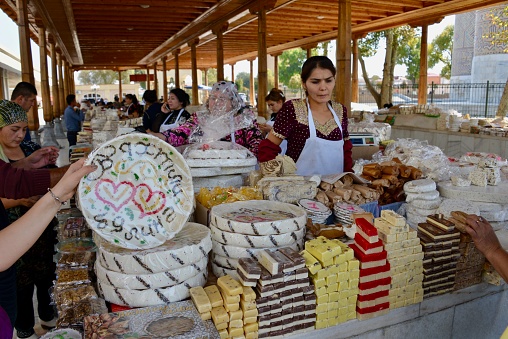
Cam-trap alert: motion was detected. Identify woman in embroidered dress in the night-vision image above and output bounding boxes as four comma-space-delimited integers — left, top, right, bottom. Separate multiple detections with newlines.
148, 81, 263, 156
257, 56, 353, 176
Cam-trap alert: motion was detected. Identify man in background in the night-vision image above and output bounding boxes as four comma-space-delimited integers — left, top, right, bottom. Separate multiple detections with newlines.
10, 82, 37, 142
63, 94, 84, 147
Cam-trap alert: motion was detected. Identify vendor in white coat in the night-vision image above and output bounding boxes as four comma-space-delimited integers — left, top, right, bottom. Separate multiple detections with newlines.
150, 88, 191, 133
257, 56, 353, 176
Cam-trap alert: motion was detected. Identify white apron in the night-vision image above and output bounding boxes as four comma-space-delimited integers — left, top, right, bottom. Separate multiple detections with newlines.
159, 109, 184, 133
295, 99, 344, 176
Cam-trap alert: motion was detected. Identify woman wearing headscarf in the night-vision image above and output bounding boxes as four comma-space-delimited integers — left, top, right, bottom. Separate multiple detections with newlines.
150, 88, 191, 133
148, 81, 263, 156
0, 100, 58, 337
121, 93, 140, 118
141, 90, 162, 130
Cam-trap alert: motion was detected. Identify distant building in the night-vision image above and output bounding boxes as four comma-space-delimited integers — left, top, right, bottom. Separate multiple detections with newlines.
450, 4, 508, 102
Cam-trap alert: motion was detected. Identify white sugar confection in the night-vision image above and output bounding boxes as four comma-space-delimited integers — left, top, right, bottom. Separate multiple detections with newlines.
212, 263, 239, 280
212, 241, 301, 260
403, 179, 436, 193
210, 225, 305, 248
470, 201, 504, 212
97, 222, 212, 274
97, 272, 207, 307
451, 176, 471, 187
406, 204, 437, 217
185, 157, 258, 168
410, 197, 442, 210
405, 190, 440, 202
480, 210, 508, 222
95, 255, 207, 290
210, 201, 307, 236
212, 253, 239, 270
436, 198, 480, 218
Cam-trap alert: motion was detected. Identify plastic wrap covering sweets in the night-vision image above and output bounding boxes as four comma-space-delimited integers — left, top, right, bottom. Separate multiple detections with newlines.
378, 138, 451, 182
196, 186, 263, 209
183, 81, 256, 157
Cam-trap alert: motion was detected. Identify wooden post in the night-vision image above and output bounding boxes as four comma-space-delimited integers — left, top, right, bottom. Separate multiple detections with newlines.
231, 64, 235, 83
63, 59, 69, 102
17, 0, 38, 132
204, 68, 209, 86
38, 25, 52, 122
251, 0, 276, 119
307, 48, 312, 59
213, 23, 228, 81
273, 54, 279, 90
162, 56, 168, 102
249, 59, 255, 106
189, 38, 200, 105
146, 66, 150, 90
336, 0, 352, 115
50, 41, 60, 118
418, 25, 429, 104
57, 53, 66, 116
153, 63, 158, 99
173, 49, 180, 88
0, 68, 5, 100
352, 37, 359, 103
118, 70, 123, 101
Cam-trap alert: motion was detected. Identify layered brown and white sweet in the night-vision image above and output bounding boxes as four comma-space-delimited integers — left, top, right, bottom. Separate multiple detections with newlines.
454, 230, 486, 291
232, 247, 316, 337
417, 215, 460, 298
304, 237, 359, 329
374, 211, 424, 309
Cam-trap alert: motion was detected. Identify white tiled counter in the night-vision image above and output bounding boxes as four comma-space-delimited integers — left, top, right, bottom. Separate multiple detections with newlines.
288, 282, 508, 339
390, 126, 508, 159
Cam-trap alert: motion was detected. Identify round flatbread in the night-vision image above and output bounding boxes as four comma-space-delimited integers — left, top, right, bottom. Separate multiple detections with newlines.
78, 134, 194, 249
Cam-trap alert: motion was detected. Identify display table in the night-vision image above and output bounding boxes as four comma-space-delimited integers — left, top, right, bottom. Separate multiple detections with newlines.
391, 125, 508, 159
288, 282, 508, 338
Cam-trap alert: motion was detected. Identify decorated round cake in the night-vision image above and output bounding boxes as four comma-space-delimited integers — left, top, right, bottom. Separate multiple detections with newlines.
210, 201, 307, 235
78, 134, 194, 249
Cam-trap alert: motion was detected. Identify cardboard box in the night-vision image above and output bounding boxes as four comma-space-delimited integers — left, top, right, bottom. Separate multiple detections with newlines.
352, 145, 380, 161
194, 200, 211, 226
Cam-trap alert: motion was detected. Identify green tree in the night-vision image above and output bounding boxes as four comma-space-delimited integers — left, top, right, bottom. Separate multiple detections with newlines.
77, 70, 131, 85
236, 72, 250, 90
358, 26, 417, 108
279, 48, 307, 88
428, 25, 454, 79
204, 68, 217, 85
397, 33, 421, 84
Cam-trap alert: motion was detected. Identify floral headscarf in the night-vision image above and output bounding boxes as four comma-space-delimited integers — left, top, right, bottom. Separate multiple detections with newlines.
0, 100, 28, 128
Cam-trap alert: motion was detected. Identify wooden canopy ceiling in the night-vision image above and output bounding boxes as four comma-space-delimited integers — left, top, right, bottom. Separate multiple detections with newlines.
0, 0, 506, 72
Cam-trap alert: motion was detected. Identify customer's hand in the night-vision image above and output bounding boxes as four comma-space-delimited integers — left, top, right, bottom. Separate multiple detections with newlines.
12, 146, 59, 169
50, 158, 97, 202
465, 214, 502, 258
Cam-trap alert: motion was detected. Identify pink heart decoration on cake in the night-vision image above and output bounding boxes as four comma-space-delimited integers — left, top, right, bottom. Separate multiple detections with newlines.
95, 179, 136, 212
134, 183, 166, 217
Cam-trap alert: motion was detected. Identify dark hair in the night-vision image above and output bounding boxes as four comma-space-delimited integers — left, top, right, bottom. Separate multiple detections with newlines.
170, 88, 190, 108
125, 94, 138, 104
66, 94, 76, 105
265, 88, 285, 103
142, 90, 157, 104
11, 81, 37, 100
301, 56, 336, 83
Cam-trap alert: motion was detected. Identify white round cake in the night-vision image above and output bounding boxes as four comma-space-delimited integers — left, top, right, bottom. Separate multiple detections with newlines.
78, 133, 194, 249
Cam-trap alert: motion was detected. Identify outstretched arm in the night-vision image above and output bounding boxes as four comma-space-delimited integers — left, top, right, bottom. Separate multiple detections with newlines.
465, 214, 508, 283
0, 159, 96, 271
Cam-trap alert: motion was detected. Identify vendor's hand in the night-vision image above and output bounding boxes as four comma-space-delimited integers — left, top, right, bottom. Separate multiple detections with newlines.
50, 158, 97, 202
259, 123, 272, 135
465, 214, 502, 259
13, 146, 59, 169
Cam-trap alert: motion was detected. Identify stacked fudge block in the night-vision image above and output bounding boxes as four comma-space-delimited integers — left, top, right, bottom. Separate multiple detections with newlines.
349, 218, 391, 320
374, 210, 424, 309
454, 231, 485, 290
190, 275, 259, 339
236, 247, 316, 338
417, 214, 461, 297
302, 236, 359, 329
